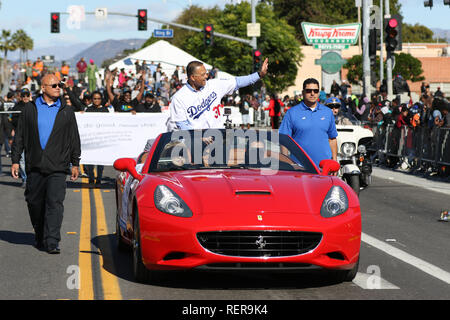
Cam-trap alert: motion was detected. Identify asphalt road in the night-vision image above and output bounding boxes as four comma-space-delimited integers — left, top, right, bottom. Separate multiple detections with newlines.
0, 154, 449, 303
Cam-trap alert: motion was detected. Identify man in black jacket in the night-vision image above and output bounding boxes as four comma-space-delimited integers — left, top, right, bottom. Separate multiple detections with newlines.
11, 74, 81, 254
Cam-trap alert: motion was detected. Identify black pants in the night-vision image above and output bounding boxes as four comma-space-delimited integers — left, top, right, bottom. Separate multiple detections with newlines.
24, 171, 67, 249
85, 165, 104, 184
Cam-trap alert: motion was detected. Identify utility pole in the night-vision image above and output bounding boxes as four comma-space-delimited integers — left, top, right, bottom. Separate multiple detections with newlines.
251, 0, 257, 50
362, 0, 371, 97
379, 0, 384, 85
385, 0, 393, 97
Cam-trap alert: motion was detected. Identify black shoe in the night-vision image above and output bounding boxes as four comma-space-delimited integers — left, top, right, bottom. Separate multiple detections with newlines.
47, 246, 61, 254
34, 240, 45, 250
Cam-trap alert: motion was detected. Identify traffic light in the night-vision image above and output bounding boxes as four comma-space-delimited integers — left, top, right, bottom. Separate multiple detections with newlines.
50, 13, 60, 33
253, 49, 262, 72
138, 9, 147, 31
384, 14, 402, 52
369, 29, 380, 57
203, 24, 214, 46
424, 0, 433, 8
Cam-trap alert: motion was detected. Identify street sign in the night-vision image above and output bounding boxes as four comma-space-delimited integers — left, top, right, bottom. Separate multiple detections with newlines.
153, 29, 174, 38
247, 23, 261, 37
301, 22, 361, 47
315, 52, 347, 74
95, 8, 108, 20
42, 55, 55, 63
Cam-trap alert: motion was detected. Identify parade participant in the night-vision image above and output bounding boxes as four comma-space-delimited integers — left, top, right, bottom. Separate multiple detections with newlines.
135, 92, 161, 113
76, 57, 87, 83
11, 74, 81, 254
84, 91, 108, 187
106, 69, 145, 113
10, 89, 33, 186
279, 78, 338, 167
168, 58, 269, 130
87, 59, 98, 93
325, 97, 352, 125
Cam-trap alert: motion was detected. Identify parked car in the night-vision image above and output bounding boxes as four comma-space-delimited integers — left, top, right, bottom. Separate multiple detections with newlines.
114, 129, 361, 284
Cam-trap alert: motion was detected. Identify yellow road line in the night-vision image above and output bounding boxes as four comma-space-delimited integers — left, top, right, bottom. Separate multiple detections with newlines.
78, 178, 94, 300
93, 187, 122, 300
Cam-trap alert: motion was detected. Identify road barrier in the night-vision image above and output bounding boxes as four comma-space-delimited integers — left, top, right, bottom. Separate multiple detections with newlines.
365, 122, 450, 172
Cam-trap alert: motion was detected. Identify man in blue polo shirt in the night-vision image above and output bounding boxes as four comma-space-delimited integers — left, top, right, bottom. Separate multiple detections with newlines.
279, 78, 337, 167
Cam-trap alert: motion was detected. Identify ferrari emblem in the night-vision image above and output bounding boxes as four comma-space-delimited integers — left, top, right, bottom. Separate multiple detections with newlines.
255, 235, 266, 249
257, 215, 263, 221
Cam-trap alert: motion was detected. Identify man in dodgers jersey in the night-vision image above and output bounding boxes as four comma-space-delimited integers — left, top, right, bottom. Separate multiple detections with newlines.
169, 59, 269, 130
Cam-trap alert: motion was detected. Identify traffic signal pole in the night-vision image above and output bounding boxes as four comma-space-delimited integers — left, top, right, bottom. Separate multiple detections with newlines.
385, 0, 393, 97
58, 11, 253, 47
251, 0, 257, 50
362, 0, 371, 97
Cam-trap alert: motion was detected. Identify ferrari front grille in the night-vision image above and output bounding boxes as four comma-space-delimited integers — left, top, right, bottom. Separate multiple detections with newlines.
196, 231, 322, 257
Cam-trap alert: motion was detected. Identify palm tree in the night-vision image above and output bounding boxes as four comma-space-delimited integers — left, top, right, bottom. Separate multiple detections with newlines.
12, 29, 33, 63
0, 29, 17, 59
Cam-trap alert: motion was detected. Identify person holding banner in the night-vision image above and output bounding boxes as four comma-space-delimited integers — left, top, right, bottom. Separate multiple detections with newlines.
11, 73, 81, 254
84, 91, 109, 187
168, 58, 269, 130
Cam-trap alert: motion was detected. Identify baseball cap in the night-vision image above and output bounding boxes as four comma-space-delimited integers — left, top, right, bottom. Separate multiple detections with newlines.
325, 97, 341, 105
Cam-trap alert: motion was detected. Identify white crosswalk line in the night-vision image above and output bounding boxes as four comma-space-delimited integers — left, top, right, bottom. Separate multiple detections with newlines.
352, 272, 399, 289
361, 232, 450, 285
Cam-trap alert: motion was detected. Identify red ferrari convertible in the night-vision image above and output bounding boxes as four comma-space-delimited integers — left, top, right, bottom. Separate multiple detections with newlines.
114, 129, 361, 283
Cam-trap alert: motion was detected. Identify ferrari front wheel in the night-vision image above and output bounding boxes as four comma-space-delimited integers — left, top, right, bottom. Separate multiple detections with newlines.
132, 211, 152, 283
333, 256, 360, 283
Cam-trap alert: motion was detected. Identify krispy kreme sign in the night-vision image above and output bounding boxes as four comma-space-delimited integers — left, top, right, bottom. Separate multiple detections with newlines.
301, 22, 360, 46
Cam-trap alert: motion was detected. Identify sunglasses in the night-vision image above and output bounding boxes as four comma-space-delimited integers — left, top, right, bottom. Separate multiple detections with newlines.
44, 83, 63, 89
304, 89, 319, 94
327, 104, 341, 109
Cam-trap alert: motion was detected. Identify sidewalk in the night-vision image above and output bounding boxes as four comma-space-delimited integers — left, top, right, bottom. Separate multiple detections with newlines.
371, 166, 450, 196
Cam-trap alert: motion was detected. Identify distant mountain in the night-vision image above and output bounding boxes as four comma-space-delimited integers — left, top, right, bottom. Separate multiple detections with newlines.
9, 38, 147, 69
431, 28, 450, 43
66, 38, 147, 68
8, 43, 92, 62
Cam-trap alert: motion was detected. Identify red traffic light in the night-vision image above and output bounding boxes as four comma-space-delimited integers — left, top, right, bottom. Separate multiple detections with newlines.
254, 50, 261, 57
205, 25, 212, 32
388, 18, 398, 28
139, 10, 146, 18
52, 14, 59, 20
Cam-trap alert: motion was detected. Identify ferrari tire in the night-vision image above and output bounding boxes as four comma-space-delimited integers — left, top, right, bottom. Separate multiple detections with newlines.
116, 213, 129, 252
132, 211, 152, 283
333, 256, 360, 283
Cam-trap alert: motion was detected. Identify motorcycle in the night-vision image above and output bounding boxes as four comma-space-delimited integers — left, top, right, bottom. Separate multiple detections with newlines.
336, 119, 374, 196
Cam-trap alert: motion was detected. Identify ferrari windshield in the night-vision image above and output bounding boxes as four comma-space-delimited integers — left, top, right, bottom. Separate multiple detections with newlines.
149, 129, 317, 174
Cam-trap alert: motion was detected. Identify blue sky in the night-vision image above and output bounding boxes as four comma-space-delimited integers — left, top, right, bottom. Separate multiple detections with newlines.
0, 0, 449, 49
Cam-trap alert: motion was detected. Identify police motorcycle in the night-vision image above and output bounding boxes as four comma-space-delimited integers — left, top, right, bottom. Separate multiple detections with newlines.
326, 97, 374, 196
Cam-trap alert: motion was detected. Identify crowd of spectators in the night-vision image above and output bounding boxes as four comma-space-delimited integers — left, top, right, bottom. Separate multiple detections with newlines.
1, 57, 449, 177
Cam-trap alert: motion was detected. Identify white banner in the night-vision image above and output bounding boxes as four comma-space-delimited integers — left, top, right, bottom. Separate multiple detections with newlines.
76, 113, 169, 165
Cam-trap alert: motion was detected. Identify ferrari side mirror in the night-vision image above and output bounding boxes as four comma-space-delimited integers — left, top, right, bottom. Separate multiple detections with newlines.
319, 159, 340, 176
113, 158, 143, 181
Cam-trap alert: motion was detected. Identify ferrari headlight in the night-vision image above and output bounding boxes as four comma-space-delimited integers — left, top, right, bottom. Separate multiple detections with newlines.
341, 142, 356, 156
154, 185, 193, 217
320, 186, 349, 218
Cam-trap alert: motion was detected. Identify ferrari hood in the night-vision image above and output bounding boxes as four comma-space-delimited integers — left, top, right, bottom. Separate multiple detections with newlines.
157, 170, 333, 214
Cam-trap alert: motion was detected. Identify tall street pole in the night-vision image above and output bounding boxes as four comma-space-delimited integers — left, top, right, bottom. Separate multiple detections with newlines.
385, 0, 393, 97
362, 0, 371, 97
251, 0, 257, 50
379, 0, 384, 85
